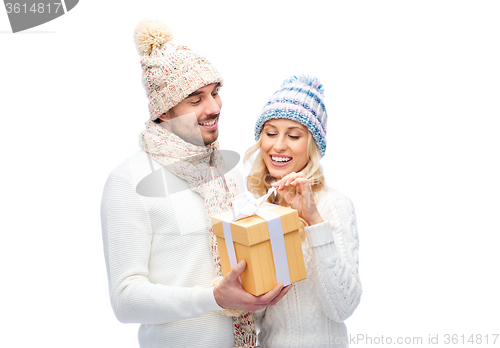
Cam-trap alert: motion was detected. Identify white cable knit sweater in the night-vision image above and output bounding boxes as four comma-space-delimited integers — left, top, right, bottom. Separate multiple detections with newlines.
101, 150, 243, 348
254, 187, 362, 348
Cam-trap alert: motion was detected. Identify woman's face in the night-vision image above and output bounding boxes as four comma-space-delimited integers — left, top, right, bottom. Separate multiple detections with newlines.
261, 119, 309, 179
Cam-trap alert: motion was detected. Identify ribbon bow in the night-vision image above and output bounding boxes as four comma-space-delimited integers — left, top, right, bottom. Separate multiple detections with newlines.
231, 187, 277, 220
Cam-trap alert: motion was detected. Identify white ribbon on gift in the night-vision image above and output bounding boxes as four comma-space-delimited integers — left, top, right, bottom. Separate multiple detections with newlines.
221, 188, 291, 286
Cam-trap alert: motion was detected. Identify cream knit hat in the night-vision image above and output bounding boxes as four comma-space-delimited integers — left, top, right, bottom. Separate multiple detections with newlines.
134, 19, 223, 120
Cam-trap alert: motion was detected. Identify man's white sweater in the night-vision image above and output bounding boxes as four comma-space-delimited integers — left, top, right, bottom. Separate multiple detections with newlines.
101, 150, 241, 347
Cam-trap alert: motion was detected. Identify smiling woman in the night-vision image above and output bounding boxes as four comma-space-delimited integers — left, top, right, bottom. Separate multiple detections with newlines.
244, 75, 362, 348
261, 119, 309, 177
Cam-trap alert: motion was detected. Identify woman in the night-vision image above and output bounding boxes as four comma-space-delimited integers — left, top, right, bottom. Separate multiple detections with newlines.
245, 75, 362, 347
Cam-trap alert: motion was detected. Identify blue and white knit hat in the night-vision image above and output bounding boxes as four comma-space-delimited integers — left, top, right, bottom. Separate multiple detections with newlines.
254, 75, 328, 157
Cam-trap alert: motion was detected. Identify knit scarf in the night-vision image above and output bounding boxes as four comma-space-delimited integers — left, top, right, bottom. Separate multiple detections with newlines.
140, 120, 256, 348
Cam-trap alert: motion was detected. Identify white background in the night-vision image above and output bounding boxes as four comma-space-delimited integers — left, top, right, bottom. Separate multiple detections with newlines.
1, 1, 499, 347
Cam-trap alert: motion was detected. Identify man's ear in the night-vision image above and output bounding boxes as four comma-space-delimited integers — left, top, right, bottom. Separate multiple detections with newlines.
158, 113, 169, 122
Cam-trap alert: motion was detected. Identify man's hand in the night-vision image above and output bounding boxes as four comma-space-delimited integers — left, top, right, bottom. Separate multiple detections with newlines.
213, 260, 292, 312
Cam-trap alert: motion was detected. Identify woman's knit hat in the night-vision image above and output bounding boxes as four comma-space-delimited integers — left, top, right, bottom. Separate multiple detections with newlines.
254, 75, 328, 157
134, 19, 223, 120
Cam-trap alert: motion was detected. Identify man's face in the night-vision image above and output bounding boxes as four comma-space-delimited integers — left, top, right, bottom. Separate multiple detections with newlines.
158, 83, 222, 146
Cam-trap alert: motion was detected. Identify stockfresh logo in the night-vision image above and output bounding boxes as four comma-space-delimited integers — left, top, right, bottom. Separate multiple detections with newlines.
3, 0, 78, 33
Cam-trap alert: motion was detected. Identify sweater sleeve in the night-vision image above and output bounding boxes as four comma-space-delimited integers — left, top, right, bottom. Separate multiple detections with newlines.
303, 190, 362, 323
100, 173, 222, 325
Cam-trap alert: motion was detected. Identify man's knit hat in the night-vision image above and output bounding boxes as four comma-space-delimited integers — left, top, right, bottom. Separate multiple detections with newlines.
134, 19, 223, 120
254, 75, 328, 157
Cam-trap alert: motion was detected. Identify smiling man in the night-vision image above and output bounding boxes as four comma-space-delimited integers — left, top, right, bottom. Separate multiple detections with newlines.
155, 82, 222, 146
100, 20, 290, 348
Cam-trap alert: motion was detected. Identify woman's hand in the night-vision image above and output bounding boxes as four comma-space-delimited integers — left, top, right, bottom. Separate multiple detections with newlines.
272, 172, 324, 226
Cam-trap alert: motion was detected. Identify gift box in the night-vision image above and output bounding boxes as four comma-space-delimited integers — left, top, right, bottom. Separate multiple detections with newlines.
211, 202, 307, 296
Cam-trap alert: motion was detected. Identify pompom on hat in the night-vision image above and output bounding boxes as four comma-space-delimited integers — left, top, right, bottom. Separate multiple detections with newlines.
254, 75, 328, 157
134, 19, 223, 120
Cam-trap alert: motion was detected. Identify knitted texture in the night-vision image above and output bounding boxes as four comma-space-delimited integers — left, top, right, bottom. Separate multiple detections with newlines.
254, 187, 362, 348
101, 149, 241, 347
254, 75, 328, 157
140, 122, 257, 347
134, 19, 223, 120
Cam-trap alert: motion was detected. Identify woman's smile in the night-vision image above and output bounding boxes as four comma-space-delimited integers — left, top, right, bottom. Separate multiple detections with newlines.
261, 119, 309, 178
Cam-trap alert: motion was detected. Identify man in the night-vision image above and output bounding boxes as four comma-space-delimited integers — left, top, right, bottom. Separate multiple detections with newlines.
100, 19, 290, 348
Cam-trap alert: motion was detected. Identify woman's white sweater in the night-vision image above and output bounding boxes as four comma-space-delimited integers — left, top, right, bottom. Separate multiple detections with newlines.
254, 186, 362, 348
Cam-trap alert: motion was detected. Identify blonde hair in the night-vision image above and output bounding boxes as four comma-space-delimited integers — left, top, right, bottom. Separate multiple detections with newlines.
244, 130, 325, 200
